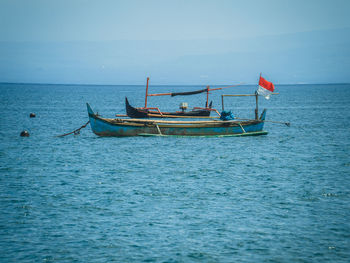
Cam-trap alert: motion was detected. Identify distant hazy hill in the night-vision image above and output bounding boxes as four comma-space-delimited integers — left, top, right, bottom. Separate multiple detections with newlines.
1, 28, 349, 85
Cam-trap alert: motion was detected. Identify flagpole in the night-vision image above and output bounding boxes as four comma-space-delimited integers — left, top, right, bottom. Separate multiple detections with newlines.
255, 73, 261, 119
255, 92, 259, 120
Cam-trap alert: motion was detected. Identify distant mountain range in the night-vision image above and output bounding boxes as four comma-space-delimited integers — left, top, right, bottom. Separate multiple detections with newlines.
1, 28, 349, 85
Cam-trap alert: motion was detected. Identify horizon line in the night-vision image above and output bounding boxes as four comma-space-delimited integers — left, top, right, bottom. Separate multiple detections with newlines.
0, 81, 349, 87
1, 26, 349, 43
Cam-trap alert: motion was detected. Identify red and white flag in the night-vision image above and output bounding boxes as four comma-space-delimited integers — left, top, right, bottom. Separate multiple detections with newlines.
257, 76, 275, 99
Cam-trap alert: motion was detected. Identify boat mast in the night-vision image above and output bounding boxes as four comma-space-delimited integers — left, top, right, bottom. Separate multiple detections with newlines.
206, 86, 209, 108
145, 77, 150, 108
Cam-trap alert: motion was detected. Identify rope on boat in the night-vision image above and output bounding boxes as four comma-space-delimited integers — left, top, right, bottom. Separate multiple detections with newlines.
234, 118, 290, 127
264, 120, 291, 127
56, 121, 90, 137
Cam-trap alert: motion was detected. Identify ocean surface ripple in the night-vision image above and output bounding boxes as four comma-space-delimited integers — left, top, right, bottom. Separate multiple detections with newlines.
0, 83, 349, 262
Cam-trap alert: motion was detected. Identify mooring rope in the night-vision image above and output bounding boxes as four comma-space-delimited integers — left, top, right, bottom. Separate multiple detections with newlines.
56, 121, 90, 137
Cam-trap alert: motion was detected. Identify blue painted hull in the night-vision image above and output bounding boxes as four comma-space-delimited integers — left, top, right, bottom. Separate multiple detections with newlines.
87, 103, 267, 137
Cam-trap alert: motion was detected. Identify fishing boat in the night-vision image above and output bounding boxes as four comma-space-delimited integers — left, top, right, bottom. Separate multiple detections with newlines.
124, 77, 239, 118
125, 97, 212, 118
57, 74, 284, 138
87, 103, 268, 137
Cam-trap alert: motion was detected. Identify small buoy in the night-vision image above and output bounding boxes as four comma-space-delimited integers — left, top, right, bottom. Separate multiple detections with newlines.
29, 113, 36, 118
20, 130, 30, 137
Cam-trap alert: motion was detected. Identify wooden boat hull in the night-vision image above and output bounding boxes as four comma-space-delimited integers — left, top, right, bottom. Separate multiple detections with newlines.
87, 103, 267, 137
125, 97, 211, 118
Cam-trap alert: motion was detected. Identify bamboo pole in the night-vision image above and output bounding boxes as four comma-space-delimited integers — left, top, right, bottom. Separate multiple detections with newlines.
148, 83, 243, 97
146, 113, 220, 119
115, 113, 289, 125
255, 92, 259, 120
116, 113, 220, 119
114, 117, 290, 126
155, 123, 163, 135
147, 92, 172, 97
257, 73, 261, 119
221, 95, 224, 111
114, 118, 233, 124
208, 83, 243, 91
206, 86, 209, 108
145, 77, 150, 108
238, 123, 246, 133
222, 93, 279, 97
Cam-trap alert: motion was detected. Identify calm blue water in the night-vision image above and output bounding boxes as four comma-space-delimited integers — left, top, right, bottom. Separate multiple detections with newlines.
0, 83, 349, 262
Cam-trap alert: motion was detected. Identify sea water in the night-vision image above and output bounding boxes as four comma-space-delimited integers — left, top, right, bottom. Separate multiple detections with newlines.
0, 83, 349, 262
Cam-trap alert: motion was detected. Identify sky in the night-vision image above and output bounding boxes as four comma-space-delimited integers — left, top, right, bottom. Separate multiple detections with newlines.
0, 0, 349, 84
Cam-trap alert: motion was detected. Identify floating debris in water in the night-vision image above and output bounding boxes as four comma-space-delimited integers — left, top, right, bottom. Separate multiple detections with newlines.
20, 130, 30, 137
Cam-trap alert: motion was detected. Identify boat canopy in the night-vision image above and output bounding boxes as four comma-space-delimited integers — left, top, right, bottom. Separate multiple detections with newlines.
170, 88, 208, 97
